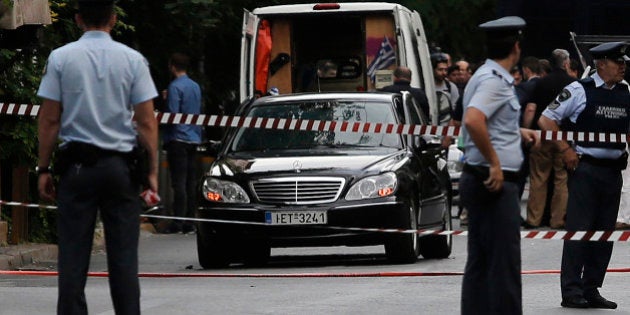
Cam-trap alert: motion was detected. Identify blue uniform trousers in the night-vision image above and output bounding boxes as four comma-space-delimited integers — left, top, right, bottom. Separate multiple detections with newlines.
560, 161, 621, 299
56, 155, 141, 315
460, 171, 522, 315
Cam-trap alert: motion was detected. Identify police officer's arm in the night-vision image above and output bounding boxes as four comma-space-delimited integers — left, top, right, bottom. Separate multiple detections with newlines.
538, 115, 579, 169
37, 99, 61, 201
134, 100, 159, 192
463, 107, 503, 191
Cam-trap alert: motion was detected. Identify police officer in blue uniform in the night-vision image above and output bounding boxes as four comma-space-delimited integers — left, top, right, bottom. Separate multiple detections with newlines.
539, 41, 630, 309
459, 16, 539, 315
36, 0, 159, 313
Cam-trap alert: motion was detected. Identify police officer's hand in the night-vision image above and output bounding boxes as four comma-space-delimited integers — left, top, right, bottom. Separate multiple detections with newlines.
520, 128, 540, 150
38, 173, 56, 201
484, 164, 504, 192
147, 172, 158, 193
562, 147, 579, 171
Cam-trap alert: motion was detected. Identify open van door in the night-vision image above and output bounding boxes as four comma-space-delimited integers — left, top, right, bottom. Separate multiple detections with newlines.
240, 10, 259, 103
410, 12, 438, 125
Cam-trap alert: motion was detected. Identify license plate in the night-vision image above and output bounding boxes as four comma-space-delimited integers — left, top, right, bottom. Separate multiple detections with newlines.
265, 210, 328, 225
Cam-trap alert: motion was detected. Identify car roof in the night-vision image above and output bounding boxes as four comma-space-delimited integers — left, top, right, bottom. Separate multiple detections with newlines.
251, 92, 399, 106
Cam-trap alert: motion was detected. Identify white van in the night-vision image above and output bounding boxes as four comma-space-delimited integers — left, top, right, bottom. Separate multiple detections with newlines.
240, 2, 439, 124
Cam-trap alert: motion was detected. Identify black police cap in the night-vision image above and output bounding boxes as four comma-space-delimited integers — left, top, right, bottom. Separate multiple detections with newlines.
589, 42, 630, 62
478, 16, 526, 40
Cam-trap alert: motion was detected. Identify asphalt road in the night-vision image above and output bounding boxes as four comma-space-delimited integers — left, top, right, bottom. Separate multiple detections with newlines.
2, 211, 630, 315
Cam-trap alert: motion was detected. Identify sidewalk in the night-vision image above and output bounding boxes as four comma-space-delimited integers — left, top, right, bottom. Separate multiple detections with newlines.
0, 243, 58, 270
0, 222, 156, 271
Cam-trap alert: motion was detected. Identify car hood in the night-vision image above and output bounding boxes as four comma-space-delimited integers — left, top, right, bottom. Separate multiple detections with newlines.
211, 149, 407, 177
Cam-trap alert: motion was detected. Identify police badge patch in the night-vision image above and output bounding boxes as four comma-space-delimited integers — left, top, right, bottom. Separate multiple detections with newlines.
557, 88, 571, 102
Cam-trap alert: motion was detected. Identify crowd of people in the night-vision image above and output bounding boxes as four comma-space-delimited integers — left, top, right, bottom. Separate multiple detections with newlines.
412, 35, 630, 233
380, 16, 630, 313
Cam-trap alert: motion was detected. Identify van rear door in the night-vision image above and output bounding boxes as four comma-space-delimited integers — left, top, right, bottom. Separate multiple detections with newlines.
409, 11, 438, 125
240, 10, 259, 103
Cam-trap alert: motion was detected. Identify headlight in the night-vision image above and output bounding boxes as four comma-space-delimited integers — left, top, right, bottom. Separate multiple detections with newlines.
202, 178, 250, 203
346, 172, 397, 200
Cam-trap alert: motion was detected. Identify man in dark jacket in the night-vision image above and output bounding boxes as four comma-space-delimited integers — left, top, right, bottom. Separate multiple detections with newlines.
380, 66, 430, 117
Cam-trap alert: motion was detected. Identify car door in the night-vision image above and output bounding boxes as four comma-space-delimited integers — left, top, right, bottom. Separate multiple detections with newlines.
401, 92, 446, 225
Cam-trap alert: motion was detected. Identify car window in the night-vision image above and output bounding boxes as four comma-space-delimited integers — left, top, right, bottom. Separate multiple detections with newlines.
230, 100, 402, 152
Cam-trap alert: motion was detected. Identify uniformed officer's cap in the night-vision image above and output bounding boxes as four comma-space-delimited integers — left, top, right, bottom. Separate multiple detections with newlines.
478, 16, 526, 42
589, 42, 630, 62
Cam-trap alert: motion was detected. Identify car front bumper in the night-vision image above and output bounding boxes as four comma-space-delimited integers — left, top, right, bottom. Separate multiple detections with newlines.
196, 199, 410, 247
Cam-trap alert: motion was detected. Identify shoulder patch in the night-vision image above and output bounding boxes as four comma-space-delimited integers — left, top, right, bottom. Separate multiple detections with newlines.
557, 88, 571, 102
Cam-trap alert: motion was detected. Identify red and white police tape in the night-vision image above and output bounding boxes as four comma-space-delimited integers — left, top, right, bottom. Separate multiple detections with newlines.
1, 102, 629, 143
2, 199, 630, 243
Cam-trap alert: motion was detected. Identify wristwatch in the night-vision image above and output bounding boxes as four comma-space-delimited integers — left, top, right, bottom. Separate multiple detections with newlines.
36, 166, 51, 175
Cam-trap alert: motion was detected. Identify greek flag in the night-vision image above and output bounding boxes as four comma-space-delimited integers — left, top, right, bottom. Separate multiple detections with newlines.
367, 37, 396, 82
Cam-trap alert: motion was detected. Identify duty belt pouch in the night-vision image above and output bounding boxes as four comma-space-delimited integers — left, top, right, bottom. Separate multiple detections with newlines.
129, 145, 149, 187
54, 142, 99, 175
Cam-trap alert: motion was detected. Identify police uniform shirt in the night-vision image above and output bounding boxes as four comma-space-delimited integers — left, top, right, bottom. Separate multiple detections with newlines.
37, 31, 158, 152
541, 72, 629, 159
461, 59, 523, 171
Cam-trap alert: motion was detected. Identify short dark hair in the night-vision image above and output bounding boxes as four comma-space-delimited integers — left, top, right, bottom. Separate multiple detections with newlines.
78, 3, 114, 28
447, 65, 460, 76
486, 37, 519, 60
169, 53, 191, 71
521, 56, 541, 74
430, 52, 449, 68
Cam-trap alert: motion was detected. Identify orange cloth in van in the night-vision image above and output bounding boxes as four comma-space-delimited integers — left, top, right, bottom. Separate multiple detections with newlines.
255, 20, 272, 95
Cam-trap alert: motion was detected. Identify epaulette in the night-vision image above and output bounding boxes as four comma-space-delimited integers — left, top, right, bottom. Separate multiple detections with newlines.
492, 69, 513, 86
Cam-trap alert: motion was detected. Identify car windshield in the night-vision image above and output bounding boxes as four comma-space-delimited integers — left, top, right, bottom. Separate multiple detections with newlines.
230, 100, 402, 152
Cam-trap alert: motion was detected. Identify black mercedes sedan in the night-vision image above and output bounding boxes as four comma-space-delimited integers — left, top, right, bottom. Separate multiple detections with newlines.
196, 92, 452, 268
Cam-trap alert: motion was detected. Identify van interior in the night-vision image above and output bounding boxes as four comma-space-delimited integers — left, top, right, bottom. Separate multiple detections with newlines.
263, 13, 396, 95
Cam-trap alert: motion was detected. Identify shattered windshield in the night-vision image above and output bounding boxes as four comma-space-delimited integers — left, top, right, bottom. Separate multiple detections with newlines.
230, 100, 401, 152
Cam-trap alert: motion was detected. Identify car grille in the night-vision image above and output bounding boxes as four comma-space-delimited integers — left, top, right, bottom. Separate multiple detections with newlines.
251, 177, 345, 205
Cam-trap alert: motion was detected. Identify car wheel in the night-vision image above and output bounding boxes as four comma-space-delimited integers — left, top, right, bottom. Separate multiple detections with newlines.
243, 239, 271, 267
196, 223, 233, 268
419, 196, 453, 259
384, 200, 420, 263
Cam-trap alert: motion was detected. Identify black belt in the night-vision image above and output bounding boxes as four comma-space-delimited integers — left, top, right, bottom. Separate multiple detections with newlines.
579, 153, 628, 170
463, 164, 521, 183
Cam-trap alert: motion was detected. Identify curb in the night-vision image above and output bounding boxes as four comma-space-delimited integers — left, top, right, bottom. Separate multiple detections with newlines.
0, 243, 58, 271
0, 224, 156, 271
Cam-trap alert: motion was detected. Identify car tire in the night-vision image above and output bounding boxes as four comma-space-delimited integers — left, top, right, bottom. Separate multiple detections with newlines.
419, 196, 452, 259
196, 224, 233, 268
243, 239, 271, 267
384, 200, 420, 263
